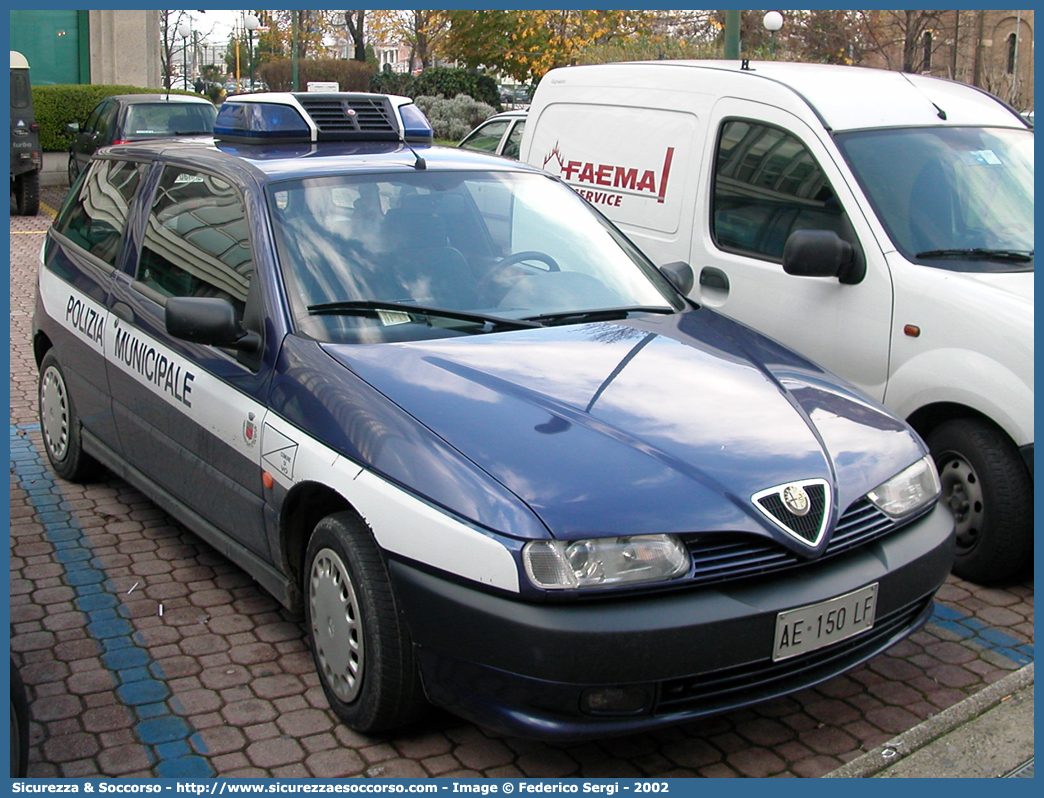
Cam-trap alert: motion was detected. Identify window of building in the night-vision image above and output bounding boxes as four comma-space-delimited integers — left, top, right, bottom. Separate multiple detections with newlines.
1007, 33, 1017, 74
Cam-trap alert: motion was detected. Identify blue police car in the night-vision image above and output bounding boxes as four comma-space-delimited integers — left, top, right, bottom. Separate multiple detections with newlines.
33, 93, 954, 740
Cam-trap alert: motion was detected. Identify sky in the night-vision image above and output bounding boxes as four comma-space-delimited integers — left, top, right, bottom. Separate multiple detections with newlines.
181, 9, 241, 46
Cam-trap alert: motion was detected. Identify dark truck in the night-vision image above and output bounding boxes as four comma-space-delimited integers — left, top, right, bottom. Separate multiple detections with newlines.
10, 50, 42, 216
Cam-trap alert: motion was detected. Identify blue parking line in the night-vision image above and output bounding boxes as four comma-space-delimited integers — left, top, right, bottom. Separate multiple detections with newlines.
10, 423, 213, 778
929, 603, 1034, 666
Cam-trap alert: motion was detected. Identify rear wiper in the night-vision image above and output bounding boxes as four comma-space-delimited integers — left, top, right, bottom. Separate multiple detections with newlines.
307, 300, 543, 331
915, 248, 1033, 262
523, 305, 676, 326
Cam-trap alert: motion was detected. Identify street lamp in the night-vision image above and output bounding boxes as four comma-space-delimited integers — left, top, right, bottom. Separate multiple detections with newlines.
763, 11, 783, 58
178, 20, 191, 89
245, 13, 259, 90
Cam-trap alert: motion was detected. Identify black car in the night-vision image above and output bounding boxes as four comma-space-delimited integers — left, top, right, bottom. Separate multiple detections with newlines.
65, 94, 216, 185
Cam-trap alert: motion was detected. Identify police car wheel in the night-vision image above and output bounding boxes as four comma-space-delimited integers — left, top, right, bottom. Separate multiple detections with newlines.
38, 352, 101, 482
927, 417, 1033, 585
305, 512, 427, 733
10, 659, 30, 778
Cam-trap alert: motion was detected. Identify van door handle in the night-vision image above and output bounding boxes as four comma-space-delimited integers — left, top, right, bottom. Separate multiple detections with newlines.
699, 267, 730, 306
699, 268, 729, 291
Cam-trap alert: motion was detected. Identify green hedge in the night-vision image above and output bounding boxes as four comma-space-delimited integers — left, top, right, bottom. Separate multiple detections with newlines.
371, 67, 501, 111
257, 58, 375, 92
32, 84, 206, 151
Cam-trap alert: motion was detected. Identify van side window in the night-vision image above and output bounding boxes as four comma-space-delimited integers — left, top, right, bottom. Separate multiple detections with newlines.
136, 166, 254, 320
54, 160, 146, 267
712, 120, 853, 261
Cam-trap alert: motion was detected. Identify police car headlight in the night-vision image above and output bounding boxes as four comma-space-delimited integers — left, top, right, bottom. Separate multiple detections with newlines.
867, 456, 941, 518
523, 534, 689, 590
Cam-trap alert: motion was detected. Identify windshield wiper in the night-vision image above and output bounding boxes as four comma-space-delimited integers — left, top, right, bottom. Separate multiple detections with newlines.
307, 300, 543, 331
523, 305, 676, 326
915, 248, 1033, 262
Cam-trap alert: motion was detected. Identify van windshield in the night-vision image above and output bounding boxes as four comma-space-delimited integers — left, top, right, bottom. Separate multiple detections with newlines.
835, 126, 1033, 272
267, 171, 681, 343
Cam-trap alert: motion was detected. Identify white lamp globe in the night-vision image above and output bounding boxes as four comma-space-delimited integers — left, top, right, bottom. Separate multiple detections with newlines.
763, 11, 784, 33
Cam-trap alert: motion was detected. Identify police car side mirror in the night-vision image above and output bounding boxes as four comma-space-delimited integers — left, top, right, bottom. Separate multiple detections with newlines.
782, 229, 864, 284
659, 261, 695, 295
165, 297, 261, 354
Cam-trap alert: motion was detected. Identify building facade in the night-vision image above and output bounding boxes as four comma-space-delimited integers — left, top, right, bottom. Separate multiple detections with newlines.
863, 10, 1033, 111
10, 10, 161, 88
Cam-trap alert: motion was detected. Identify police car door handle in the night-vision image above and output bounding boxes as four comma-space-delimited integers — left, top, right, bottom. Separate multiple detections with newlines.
111, 302, 134, 324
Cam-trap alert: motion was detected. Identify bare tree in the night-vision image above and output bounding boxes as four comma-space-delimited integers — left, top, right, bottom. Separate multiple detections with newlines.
344, 10, 367, 62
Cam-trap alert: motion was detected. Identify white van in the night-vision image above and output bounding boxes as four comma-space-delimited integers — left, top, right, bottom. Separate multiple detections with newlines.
521, 60, 1034, 585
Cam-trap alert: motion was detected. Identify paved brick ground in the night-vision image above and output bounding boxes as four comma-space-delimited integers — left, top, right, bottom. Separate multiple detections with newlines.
9, 187, 1034, 778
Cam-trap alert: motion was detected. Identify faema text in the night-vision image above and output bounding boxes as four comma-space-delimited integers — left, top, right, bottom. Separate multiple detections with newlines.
543, 144, 675, 206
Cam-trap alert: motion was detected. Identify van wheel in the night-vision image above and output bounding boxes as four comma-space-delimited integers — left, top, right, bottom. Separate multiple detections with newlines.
926, 418, 1032, 585
305, 512, 427, 733
38, 351, 101, 482
14, 171, 39, 216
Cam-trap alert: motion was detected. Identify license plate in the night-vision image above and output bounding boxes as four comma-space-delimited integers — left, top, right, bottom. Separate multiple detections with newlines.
773, 583, 878, 661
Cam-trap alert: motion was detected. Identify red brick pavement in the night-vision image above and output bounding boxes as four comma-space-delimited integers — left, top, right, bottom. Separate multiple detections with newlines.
9, 187, 1034, 778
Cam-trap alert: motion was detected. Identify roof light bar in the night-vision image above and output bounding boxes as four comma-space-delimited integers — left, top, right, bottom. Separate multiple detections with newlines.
213, 92, 433, 145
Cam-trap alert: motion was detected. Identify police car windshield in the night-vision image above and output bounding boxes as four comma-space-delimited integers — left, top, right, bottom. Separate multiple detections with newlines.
267, 171, 681, 343
835, 126, 1034, 272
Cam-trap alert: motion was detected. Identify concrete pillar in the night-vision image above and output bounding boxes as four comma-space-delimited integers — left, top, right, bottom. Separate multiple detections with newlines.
89, 10, 161, 88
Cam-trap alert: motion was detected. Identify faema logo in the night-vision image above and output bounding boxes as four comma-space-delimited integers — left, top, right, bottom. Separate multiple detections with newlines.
543, 142, 676, 207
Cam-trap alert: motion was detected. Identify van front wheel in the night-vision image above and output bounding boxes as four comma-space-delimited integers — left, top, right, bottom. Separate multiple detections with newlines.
304, 512, 427, 733
927, 418, 1032, 585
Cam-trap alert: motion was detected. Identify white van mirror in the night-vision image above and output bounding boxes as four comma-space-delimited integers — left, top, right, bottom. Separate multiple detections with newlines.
782, 230, 863, 284
659, 261, 694, 295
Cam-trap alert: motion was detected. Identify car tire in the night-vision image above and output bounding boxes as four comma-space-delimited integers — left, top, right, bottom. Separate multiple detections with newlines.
67, 156, 79, 188
13, 170, 39, 216
305, 511, 427, 733
38, 351, 102, 483
926, 418, 1033, 585
11, 658, 30, 778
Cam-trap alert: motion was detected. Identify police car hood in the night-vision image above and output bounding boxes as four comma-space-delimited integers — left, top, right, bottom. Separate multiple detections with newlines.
325, 310, 923, 540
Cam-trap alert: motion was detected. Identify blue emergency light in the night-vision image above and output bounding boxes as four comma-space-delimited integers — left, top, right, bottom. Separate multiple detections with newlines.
214, 92, 433, 145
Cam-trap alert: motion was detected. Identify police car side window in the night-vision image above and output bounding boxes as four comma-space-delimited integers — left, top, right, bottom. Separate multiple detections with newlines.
712, 120, 853, 261
54, 160, 145, 267
137, 166, 254, 320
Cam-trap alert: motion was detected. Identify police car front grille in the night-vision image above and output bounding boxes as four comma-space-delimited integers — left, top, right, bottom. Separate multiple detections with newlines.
683, 499, 900, 586
655, 594, 931, 714
297, 97, 397, 134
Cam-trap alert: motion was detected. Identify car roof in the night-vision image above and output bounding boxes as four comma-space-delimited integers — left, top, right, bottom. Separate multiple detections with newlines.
104, 137, 547, 185
106, 94, 215, 105
559, 60, 1026, 132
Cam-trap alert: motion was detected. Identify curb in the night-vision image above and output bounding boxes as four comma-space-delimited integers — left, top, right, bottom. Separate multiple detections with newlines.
823, 662, 1034, 778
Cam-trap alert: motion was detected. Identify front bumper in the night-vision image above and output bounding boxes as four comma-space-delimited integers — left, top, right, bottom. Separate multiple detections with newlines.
390, 502, 954, 740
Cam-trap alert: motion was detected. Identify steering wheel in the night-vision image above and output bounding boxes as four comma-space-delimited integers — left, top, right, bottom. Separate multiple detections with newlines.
477, 251, 561, 304
494, 250, 560, 273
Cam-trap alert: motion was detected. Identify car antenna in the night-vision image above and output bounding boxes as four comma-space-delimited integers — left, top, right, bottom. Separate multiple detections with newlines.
900, 72, 947, 120
400, 136, 426, 170
371, 100, 426, 169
